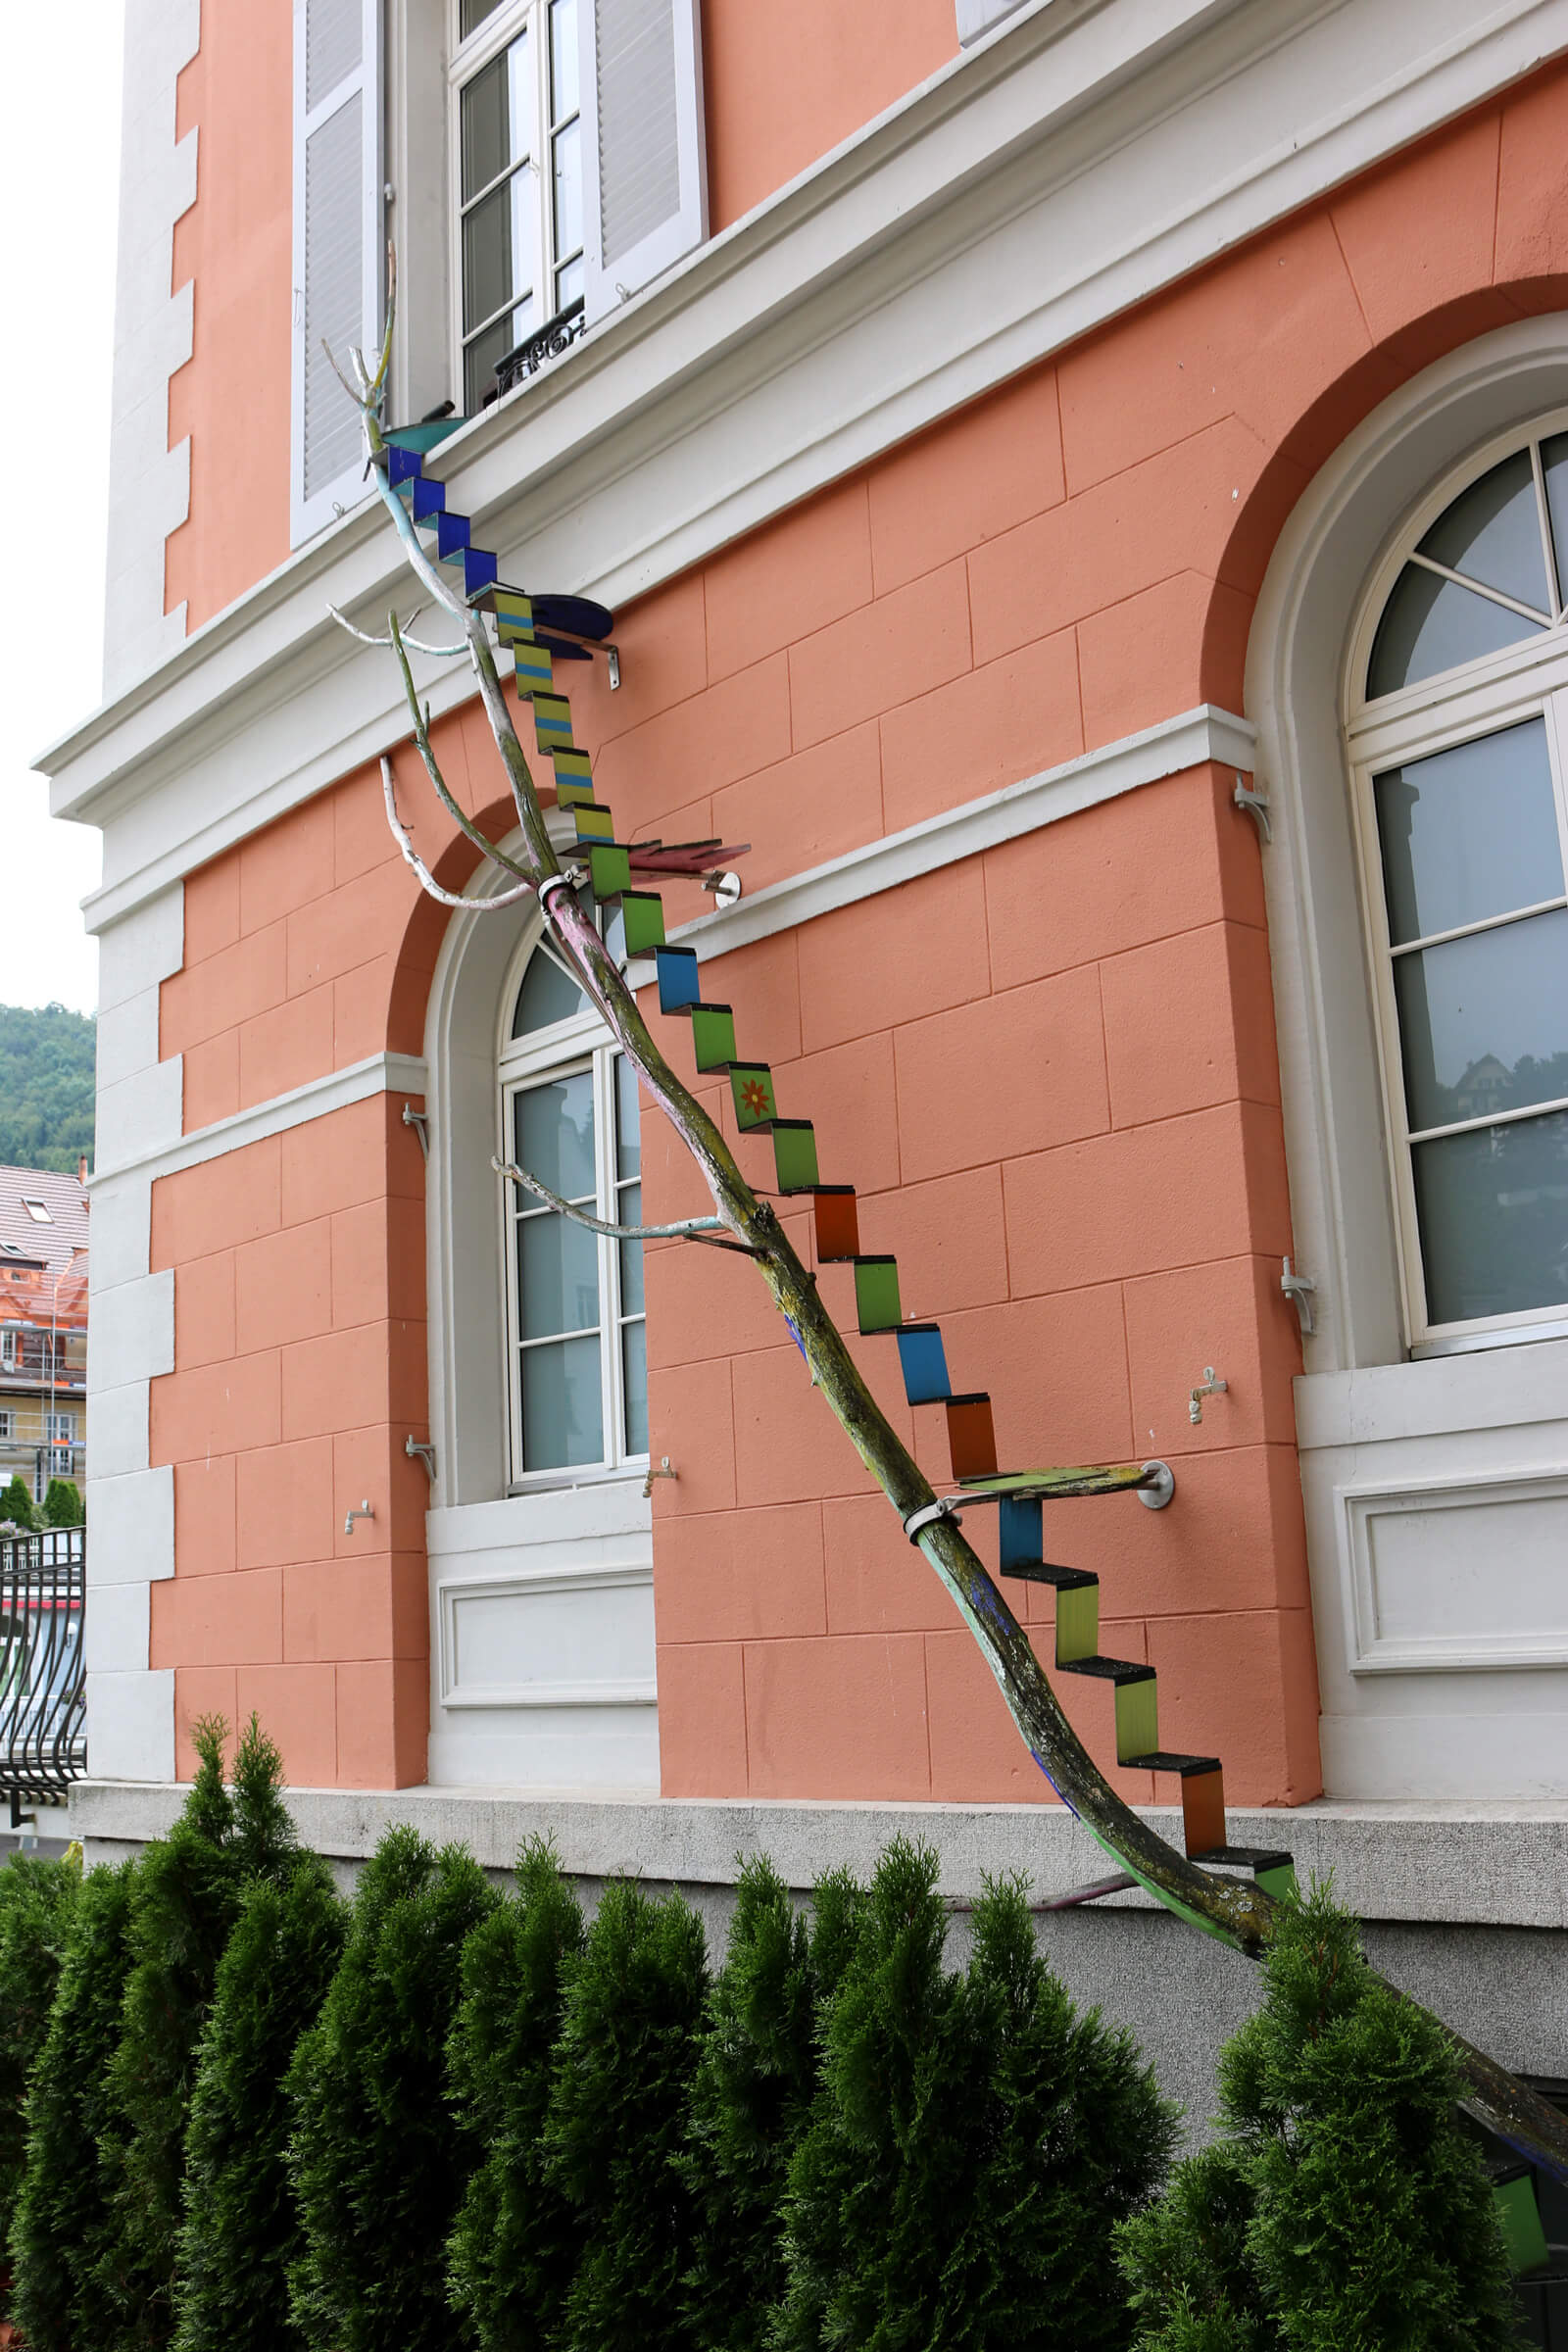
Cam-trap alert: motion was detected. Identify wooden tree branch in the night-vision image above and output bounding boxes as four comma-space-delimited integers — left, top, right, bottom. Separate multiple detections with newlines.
331, 270, 1568, 2184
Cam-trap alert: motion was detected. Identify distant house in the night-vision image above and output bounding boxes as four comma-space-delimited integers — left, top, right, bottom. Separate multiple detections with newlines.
0, 1164, 88, 1504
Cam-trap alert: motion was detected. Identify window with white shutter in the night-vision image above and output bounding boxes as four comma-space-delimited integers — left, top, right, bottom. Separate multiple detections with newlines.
292, 0, 384, 545
576, 0, 705, 330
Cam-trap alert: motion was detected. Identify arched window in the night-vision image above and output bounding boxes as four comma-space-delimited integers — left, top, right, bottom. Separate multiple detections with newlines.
497, 918, 647, 1481
1347, 421, 1568, 1350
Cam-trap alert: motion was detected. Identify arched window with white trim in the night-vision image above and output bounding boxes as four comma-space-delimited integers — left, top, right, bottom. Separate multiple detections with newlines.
498, 919, 648, 1482
1347, 421, 1568, 1353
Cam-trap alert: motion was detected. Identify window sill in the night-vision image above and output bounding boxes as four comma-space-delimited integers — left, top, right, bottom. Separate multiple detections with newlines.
1412, 1314, 1568, 1361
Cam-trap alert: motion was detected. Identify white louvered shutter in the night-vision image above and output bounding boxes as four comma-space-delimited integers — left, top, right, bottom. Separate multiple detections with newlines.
577, 0, 707, 328
291, 0, 382, 545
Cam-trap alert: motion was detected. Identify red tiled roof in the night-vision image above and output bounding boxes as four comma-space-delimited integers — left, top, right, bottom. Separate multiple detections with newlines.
0, 1166, 88, 1282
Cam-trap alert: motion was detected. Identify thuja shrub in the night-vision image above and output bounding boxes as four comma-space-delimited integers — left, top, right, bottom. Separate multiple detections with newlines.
543, 1877, 710, 2350
778, 1840, 1174, 2352
1118, 1882, 1521, 2350
681, 1858, 862, 2351
105, 1714, 300, 2350
41, 1478, 82, 1528
8, 1859, 138, 2352
287, 1826, 499, 2352
0, 1479, 35, 1533
0, 1850, 80, 2219
447, 1838, 586, 2352
173, 1854, 348, 2352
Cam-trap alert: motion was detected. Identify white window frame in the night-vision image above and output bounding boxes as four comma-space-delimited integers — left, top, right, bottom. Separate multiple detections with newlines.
447, 0, 584, 412
0, 1413, 14, 1442
497, 937, 646, 1492
43, 1414, 75, 1446
1345, 407, 1568, 1356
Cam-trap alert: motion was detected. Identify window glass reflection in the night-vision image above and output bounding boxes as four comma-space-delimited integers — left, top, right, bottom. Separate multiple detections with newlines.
1374, 721, 1563, 947
1366, 565, 1543, 700
1413, 1113, 1568, 1325
515, 1072, 595, 1199
1393, 909, 1568, 1134
1415, 450, 1549, 612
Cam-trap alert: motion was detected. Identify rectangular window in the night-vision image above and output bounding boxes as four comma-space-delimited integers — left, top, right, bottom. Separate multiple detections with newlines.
1363, 710, 1568, 1343
44, 1415, 75, 1446
0, 1413, 14, 1441
503, 1040, 644, 1482
450, 0, 584, 413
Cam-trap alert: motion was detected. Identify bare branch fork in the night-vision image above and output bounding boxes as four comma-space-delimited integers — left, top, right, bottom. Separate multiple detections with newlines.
328, 261, 1568, 2183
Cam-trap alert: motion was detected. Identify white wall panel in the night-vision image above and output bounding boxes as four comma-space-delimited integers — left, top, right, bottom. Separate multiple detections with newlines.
87, 1669, 176, 1782
85, 1467, 175, 1588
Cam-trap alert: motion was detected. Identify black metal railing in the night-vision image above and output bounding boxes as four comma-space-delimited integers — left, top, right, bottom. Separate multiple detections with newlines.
0, 1528, 85, 1806
492, 296, 587, 400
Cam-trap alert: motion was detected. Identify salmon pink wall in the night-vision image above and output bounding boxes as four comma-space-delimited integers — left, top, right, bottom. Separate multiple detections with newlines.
701, 0, 958, 231
165, 8, 293, 633
149, 65, 1568, 1790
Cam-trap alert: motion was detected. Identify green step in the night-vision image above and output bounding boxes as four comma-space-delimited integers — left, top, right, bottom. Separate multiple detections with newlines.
728, 1063, 777, 1130
689, 1004, 737, 1070
853, 1256, 902, 1333
587, 842, 631, 899
771, 1120, 819, 1192
620, 892, 665, 955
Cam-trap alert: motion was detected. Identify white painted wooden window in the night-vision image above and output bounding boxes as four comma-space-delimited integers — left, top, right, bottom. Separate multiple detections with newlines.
498, 923, 647, 1484
291, 0, 384, 545
449, 0, 704, 408
1347, 416, 1568, 1353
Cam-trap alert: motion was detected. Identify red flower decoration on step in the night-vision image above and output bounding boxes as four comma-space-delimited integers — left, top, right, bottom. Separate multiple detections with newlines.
740, 1079, 772, 1118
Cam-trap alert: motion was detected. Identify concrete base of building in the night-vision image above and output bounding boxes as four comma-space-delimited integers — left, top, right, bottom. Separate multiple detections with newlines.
72, 1782, 1568, 2140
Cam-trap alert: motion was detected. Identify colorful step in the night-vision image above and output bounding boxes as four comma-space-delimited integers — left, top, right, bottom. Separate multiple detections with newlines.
812, 1188, 860, 1262
853, 1255, 901, 1334
689, 1004, 737, 1071
437, 511, 470, 562
655, 946, 702, 1013
571, 803, 617, 843
729, 1064, 778, 1130
945, 1393, 997, 1481
896, 1323, 952, 1405
770, 1120, 819, 1193
586, 842, 631, 899
620, 893, 666, 955
532, 693, 574, 752
514, 638, 555, 695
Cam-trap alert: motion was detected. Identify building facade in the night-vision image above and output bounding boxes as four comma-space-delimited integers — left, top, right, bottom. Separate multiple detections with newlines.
0, 1167, 88, 1508
51, 0, 1568, 2115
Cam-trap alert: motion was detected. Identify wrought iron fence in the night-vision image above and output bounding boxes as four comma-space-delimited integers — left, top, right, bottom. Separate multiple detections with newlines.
0, 1528, 85, 1806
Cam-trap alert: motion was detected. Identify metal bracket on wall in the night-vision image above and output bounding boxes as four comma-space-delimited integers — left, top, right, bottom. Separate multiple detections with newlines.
606, 645, 621, 691
402, 1102, 430, 1157
405, 1436, 437, 1486
1233, 772, 1272, 844
1281, 1256, 1318, 1336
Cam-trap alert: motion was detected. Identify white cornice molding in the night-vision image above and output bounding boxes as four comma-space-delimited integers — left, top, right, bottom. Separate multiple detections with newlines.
45, 0, 1568, 932
662, 704, 1256, 965
90, 1051, 428, 1191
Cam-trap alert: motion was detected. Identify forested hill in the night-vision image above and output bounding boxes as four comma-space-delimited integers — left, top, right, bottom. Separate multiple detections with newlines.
0, 1004, 95, 1174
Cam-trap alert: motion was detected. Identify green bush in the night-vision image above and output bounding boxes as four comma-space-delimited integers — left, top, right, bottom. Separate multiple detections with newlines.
8, 1859, 138, 2352
174, 1855, 348, 2352
41, 1479, 82, 1528
681, 1858, 862, 2350
105, 1714, 300, 2350
543, 1877, 710, 2350
288, 1825, 500, 2352
1118, 1882, 1522, 2350
447, 1838, 586, 2352
0, 1478, 35, 1534
778, 1839, 1175, 2352
0, 1851, 80, 2222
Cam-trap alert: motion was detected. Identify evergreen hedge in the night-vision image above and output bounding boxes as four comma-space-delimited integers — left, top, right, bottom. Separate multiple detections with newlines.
681, 1857, 861, 2350
173, 1855, 348, 2352
1117, 1882, 1522, 2349
778, 1838, 1175, 2351
0, 1479, 35, 1534
9, 1858, 139, 2352
543, 1877, 710, 2350
448, 1838, 586, 2352
105, 1713, 300, 2350
287, 1825, 500, 2352
41, 1479, 82, 1528
0, 1850, 79, 2224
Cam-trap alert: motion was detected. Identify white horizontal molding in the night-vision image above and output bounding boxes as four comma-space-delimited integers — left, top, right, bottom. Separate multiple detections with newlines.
47, 0, 1568, 926
1344, 1466, 1568, 1675
426, 1478, 653, 1558
92, 1050, 428, 1190
665, 705, 1255, 966
1297, 1330, 1568, 1451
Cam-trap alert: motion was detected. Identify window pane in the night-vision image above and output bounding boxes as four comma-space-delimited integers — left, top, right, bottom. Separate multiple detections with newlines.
513, 944, 590, 1035
1374, 720, 1563, 946
617, 1185, 644, 1313
550, 0, 579, 120
1415, 450, 1549, 612
622, 1320, 648, 1456
556, 254, 585, 313
553, 118, 582, 269
463, 171, 536, 335
466, 308, 534, 409
1539, 432, 1568, 606
614, 1054, 640, 1179
1394, 908, 1568, 1132
462, 0, 507, 34
518, 1208, 600, 1336
1413, 1112, 1568, 1325
1366, 564, 1544, 700
520, 1333, 604, 1468
515, 1072, 596, 1198
461, 30, 530, 202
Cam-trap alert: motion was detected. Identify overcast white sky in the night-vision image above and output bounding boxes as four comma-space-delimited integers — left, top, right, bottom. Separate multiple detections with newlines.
0, 7, 125, 1017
